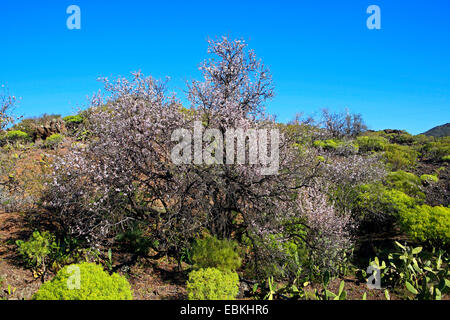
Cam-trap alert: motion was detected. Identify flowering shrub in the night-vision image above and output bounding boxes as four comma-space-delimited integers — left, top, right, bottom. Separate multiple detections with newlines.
33, 262, 133, 300
43, 37, 384, 279
0, 90, 17, 130
187, 268, 239, 300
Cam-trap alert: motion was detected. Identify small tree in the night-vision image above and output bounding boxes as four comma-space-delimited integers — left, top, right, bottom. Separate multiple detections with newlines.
45, 37, 384, 279
0, 87, 18, 130
321, 109, 367, 138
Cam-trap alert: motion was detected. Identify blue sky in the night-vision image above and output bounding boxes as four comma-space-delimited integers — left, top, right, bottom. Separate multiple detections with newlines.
0, 0, 449, 134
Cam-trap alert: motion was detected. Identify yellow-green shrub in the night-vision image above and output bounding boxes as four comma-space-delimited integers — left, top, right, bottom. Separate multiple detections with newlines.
398, 205, 450, 245
32, 262, 133, 300
356, 135, 388, 153
420, 174, 439, 185
386, 171, 424, 199
63, 115, 84, 124
2, 130, 31, 144
44, 133, 64, 149
383, 144, 418, 170
191, 236, 241, 271
186, 268, 239, 300
313, 139, 339, 150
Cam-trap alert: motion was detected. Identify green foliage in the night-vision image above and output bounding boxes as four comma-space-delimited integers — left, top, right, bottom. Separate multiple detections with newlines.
44, 133, 64, 149
356, 135, 388, 153
116, 223, 155, 256
63, 115, 84, 124
11, 114, 62, 139
355, 185, 419, 220
16, 231, 81, 274
313, 139, 339, 150
241, 223, 309, 281
191, 236, 242, 272
422, 123, 450, 138
32, 262, 133, 300
419, 137, 450, 162
16, 231, 58, 271
378, 130, 415, 145
398, 205, 450, 245
357, 181, 449, 246
385, 171, 424, 199
369, 242, 449, 300
314, 271, 347, 300
442, 155, 450, 162
186, 267, 239, 300
383, 144, 418, 170
391, 132, 415, 145
2, 130, 31, 144
420, 174, 439, 185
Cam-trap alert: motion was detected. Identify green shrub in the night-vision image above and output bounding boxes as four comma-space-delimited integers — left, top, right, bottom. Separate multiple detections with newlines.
417, 137, 450, 162
355, 185, 419, 224
442, 155, 450, 162
16, 231, 58, 271
398, 205, 450, 245
191, 236, 241, 271
369, 242, 449, 299
11, 119, 39, 138
3, 130, 31, 144
386, 171, 424, 199
186, 268, 239, 300
116, 223, 155, 256
420, 174, 439, 185
392, 133, 415, 145
313, 139, 339, 150
383, 144, 418, 171
33, 262, 133, 300
356, 135, 387, 153
63, 115, 84, 124
44, 133, 64, 149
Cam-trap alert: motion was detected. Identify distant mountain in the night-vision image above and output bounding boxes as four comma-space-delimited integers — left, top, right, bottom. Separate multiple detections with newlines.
422, 123, 450, 137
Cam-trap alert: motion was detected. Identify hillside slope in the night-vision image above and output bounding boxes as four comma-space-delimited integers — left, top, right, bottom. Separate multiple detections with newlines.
422, 123, 450, 137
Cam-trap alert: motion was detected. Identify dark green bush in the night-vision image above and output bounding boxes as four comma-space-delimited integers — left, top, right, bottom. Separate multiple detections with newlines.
186, 267, 239, 300
191, 236, 242, 271
33, 262, 133, 300
116, 223, 155, 256
16, 231, 57, 271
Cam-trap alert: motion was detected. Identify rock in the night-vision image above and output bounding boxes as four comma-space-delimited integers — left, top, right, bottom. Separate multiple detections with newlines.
33, 119, 66, 141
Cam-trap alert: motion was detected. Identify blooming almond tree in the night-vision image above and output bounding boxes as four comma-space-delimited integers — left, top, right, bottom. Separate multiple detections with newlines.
45, 37, 385, 277
0, 87, 17, 130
